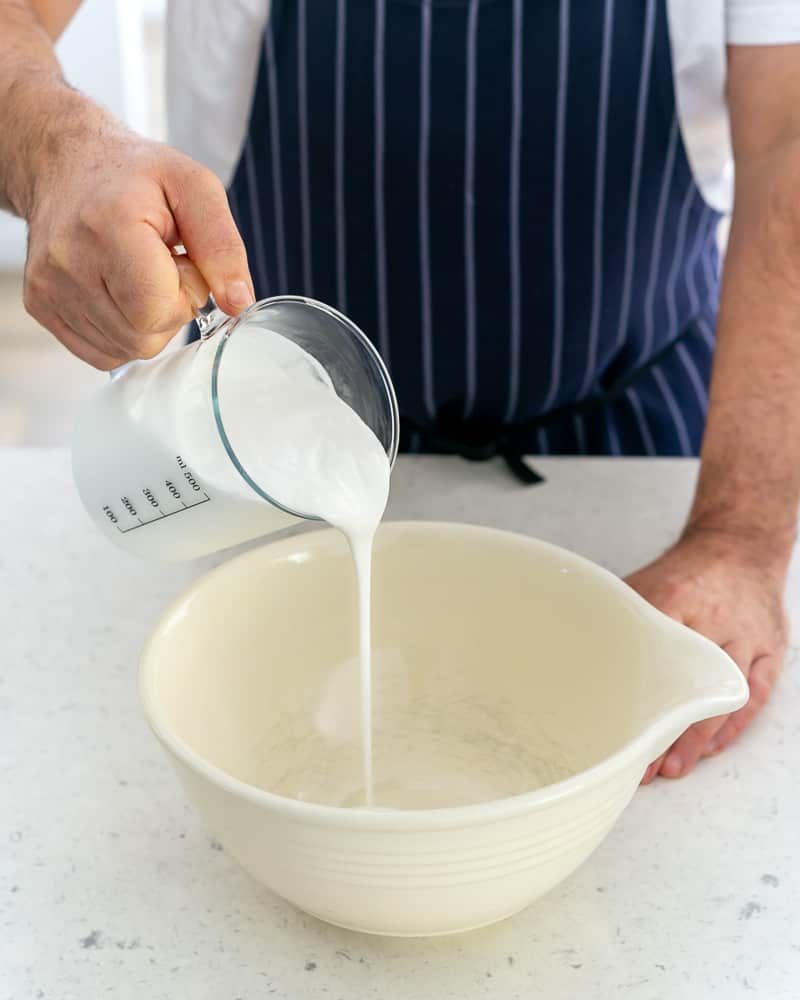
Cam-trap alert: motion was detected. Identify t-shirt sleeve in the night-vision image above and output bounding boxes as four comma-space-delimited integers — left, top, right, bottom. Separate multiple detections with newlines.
727, 1, 800, 44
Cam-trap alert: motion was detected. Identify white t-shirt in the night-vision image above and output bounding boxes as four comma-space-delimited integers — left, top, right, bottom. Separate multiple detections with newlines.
166, 0, 800, 215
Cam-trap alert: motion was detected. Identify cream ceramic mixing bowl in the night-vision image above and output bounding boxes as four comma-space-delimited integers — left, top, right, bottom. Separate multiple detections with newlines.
139, 522, 748, 936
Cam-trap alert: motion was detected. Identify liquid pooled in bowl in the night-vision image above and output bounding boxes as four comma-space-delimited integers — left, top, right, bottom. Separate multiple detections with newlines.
262, 664, 578, 810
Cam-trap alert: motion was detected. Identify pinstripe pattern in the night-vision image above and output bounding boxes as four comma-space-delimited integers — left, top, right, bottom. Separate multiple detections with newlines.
579, 0, 614, 399
625, 386, 656, 455
652, 364, 691, 455
297, 0, 313, 295
542, 0, 570, 412
685, 231, 701, 315
615, 0, 656, 350
462, 0, 480, 418
676, 340, 709, 412
666, 183, 697, 335
374, 0, 390, 363
334, 0, 347, 311
243, 138, 270, 296
264, 26, 288, 292
685, 203, 711, 314
697, 313, 716, 350
703, 240, 718, 301
504, 0, 524, 424
640, 115, 679, 364
419, 0, 435, 419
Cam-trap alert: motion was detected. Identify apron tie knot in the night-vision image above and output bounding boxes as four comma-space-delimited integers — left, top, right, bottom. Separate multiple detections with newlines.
405, 409, 545, 486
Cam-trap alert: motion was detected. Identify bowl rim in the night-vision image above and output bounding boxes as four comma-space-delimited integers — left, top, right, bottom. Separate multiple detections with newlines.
139, 520, 749, 831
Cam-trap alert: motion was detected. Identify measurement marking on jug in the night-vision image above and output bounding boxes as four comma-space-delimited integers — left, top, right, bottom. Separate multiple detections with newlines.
176, 455, 209, 500
112, 495, 211, 533
120, 497, 144, 524
106, 456, 211, 533
142, 488, 161, 511
164, 480, 187, 507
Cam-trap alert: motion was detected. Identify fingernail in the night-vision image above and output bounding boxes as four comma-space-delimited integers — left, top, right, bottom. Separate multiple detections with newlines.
226, 280, 254, 309
662, 752, 683, 777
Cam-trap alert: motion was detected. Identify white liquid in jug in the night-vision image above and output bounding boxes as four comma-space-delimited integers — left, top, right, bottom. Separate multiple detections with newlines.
222, 327, 391, 806
72, 329, 318, 561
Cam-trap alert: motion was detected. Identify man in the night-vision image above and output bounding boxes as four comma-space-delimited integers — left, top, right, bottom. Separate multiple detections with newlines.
0, 1, 796, 781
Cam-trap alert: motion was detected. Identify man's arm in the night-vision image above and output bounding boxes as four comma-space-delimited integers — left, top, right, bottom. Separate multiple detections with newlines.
0, 0, 254, 367
29, 0, 82, 39
691, 45, 800, 569
0, 0, 79, 215
631, 44, 800, 781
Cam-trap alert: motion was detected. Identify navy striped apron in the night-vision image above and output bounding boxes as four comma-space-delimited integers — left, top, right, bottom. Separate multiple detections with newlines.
224, 0, 722, 462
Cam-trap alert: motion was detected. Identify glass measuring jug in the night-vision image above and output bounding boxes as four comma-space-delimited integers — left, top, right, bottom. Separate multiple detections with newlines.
71, 296, 399, 561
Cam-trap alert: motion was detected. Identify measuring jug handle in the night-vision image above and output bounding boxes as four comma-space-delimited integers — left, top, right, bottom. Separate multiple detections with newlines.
193, 294, 231, 340
172, 247, 232, 341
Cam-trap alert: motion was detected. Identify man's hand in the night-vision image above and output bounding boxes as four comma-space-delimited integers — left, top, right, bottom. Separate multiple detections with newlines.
626, 528, 788, 783
0, 1, 254, 370
23, 117, 255, 369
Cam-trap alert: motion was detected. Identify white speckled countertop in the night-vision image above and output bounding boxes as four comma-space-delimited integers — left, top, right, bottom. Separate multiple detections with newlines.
2, 451, 799, 999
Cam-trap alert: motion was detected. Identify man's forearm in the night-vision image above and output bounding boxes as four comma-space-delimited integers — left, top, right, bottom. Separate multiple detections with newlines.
688, 141, 800, 574
0, 0, 106, 218
0, 0, 64, 214
687, 47, 800, 576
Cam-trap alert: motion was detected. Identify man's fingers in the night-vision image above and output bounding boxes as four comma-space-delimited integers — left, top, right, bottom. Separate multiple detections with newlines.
658, 716, 729, 778
44, 273, 140, 360
721, 640, 753, 674
39, 309, 125, 371
704, 707, 754, 758
82, 280, 178, 361
33, 232, 202, 362
24, 280, 127, 369
102, 227, 196, 342
706, 652, 783, 755
655, 636, 755, 778
25, 222, 189, 359
174, 256, 210, 312
641, 754, 666, 785
163, 162, 254, 315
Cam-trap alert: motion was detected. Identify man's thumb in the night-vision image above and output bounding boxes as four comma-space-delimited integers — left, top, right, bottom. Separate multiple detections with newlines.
165, 160, 255, 316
